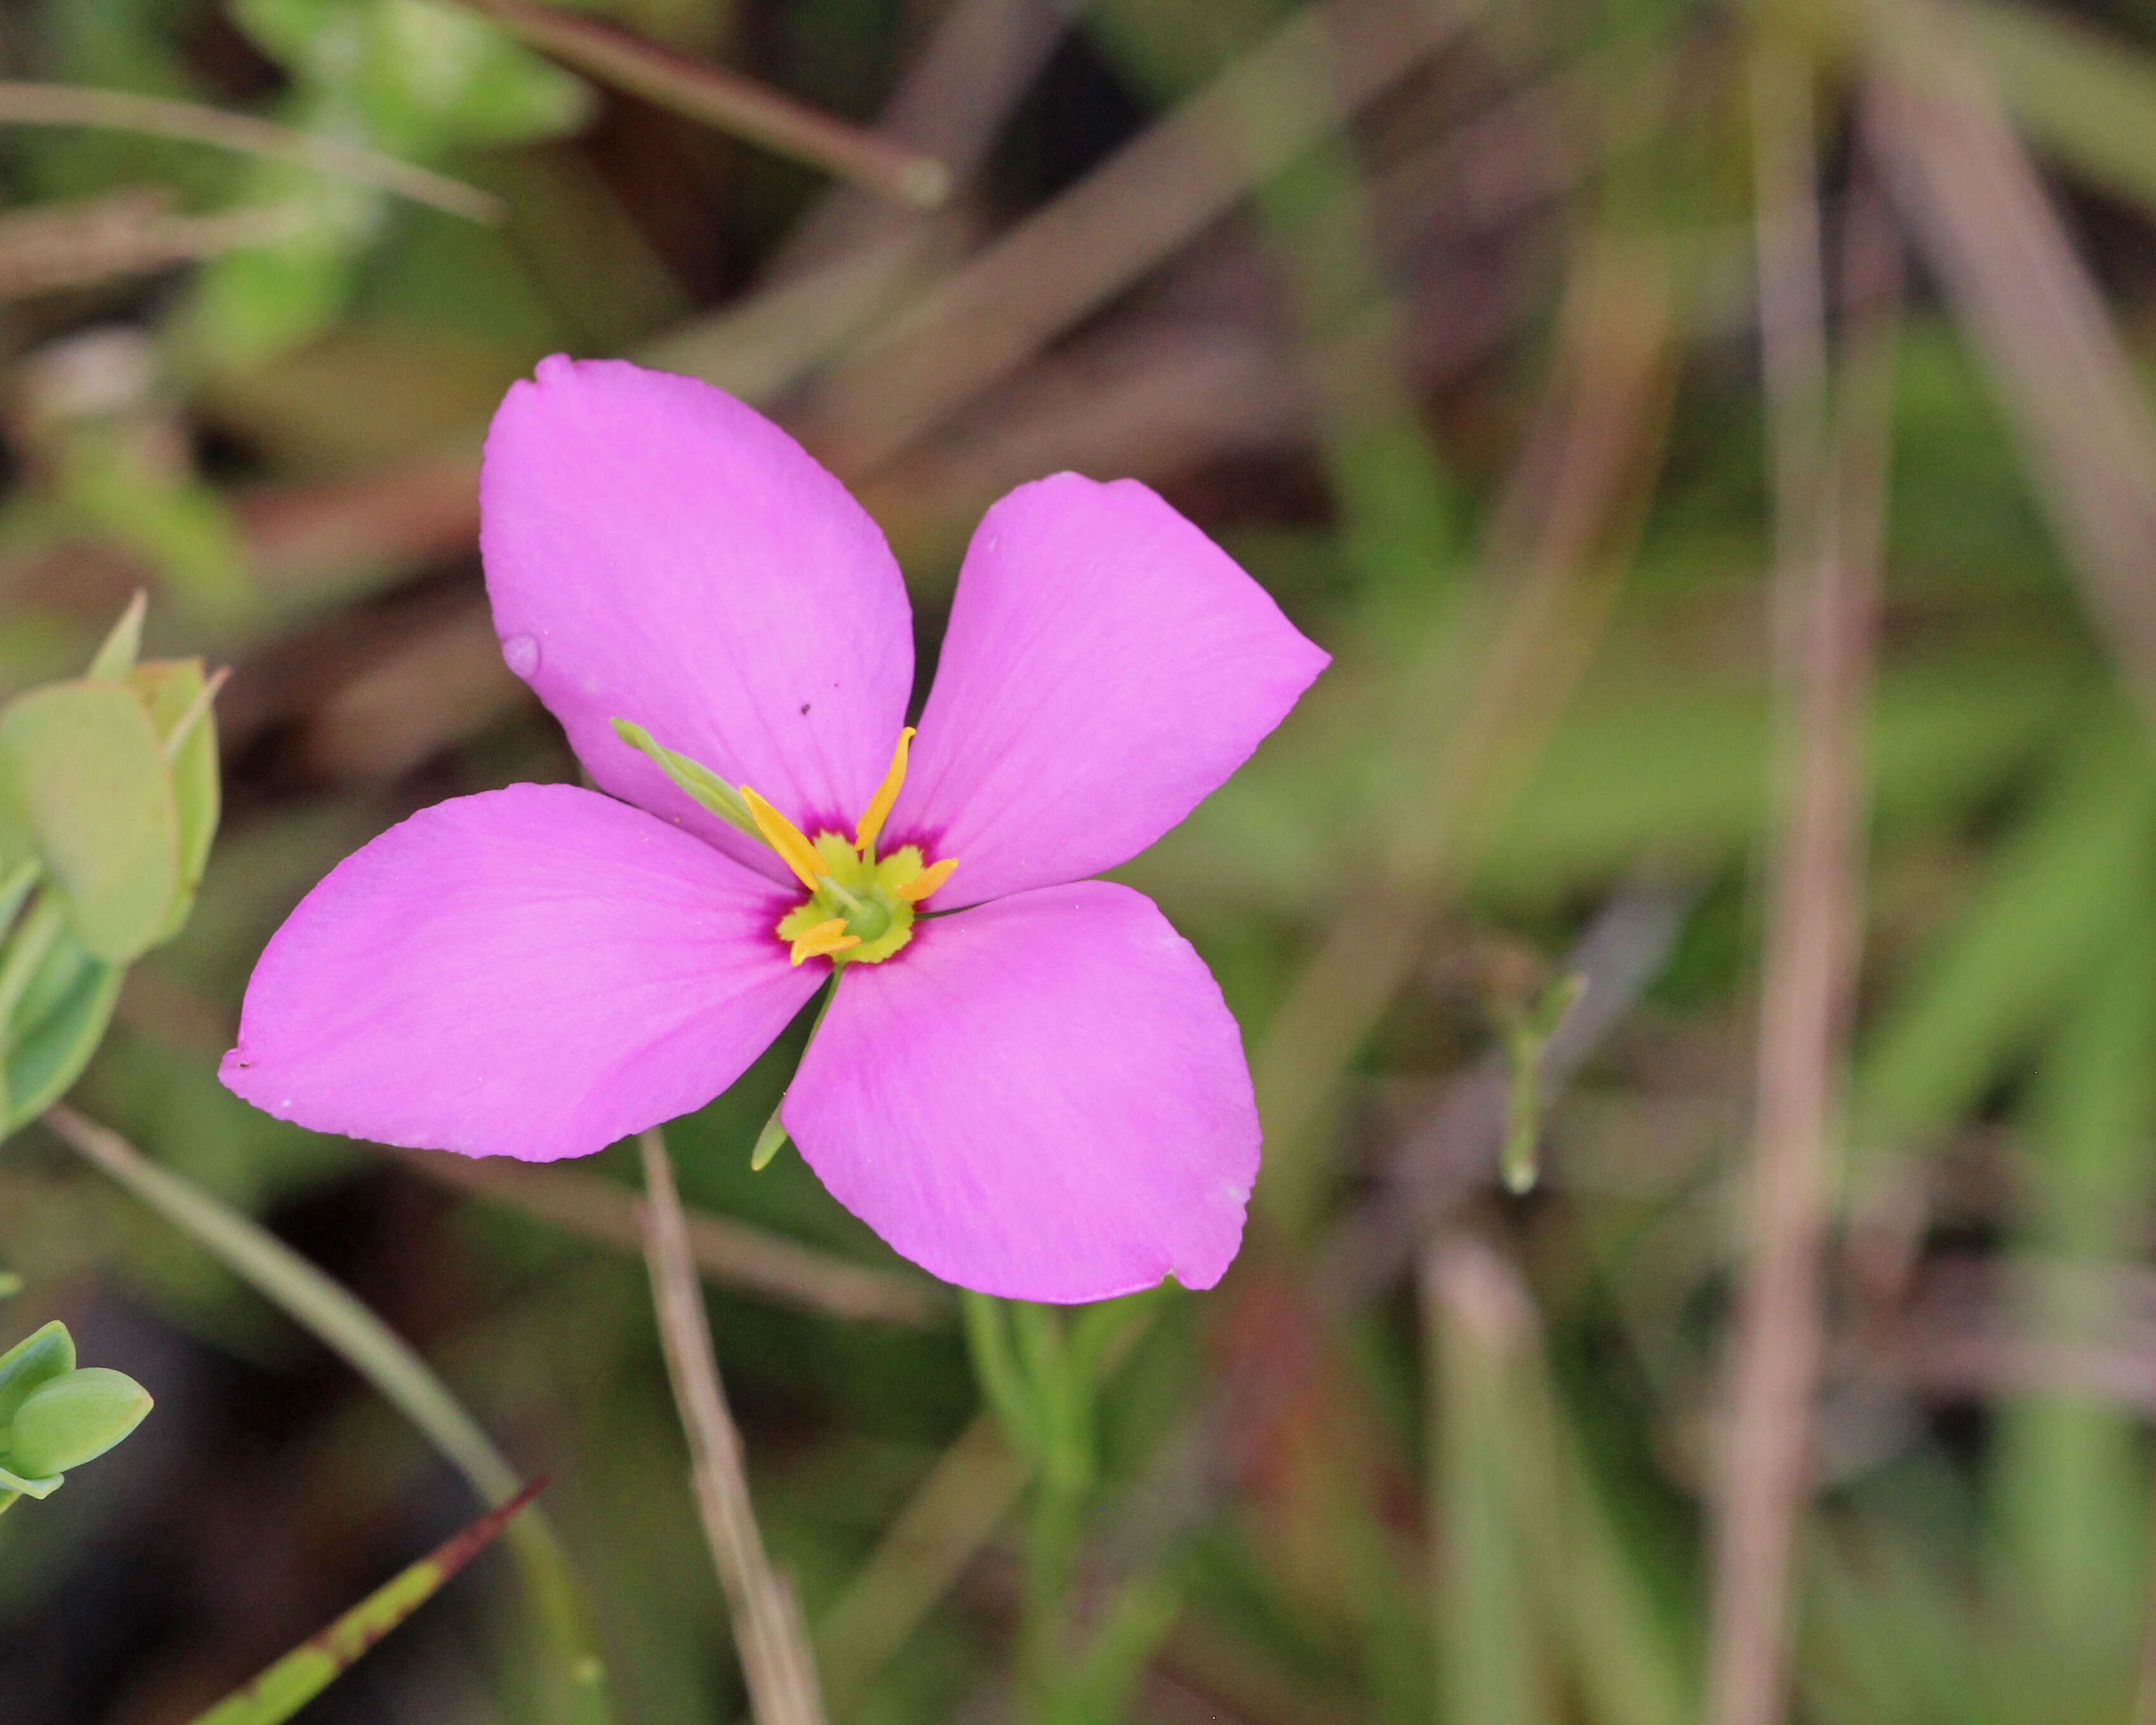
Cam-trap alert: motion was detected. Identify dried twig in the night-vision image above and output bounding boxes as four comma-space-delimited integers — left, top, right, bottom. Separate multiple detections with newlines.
638, 1128, 828, 1725
0, 81, 502, 221
0, 190, 313, 302
801, 0, 1468, 475
1865, 1, 2156, 736
1704, 53, 1899, 1725
385, 1144, 946, 1328
445, 0, 949, 209
765, 0, 1088, 280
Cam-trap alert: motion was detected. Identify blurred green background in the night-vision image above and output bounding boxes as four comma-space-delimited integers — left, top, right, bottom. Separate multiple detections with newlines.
8, 0, 2156, 1719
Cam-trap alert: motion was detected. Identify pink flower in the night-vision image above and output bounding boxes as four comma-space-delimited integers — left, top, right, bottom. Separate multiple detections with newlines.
219, 358, 1327, 1302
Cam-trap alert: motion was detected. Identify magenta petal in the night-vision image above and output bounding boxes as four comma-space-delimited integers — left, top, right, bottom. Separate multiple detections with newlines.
783, 882, 1259, 1301
886, 474, 1327, 904
220, 784, 818, 1161
482, 357, 913, 880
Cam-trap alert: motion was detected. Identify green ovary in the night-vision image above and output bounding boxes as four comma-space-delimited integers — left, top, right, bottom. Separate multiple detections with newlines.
775, 834, 931, 965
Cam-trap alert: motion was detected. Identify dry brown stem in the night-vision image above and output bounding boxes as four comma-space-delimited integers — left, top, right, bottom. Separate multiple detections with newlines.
1866, 2, 2156, 737
0, 82, 501, 221
386, 1144, 945, 1328
638, 1128, 828, 1725
445, 0, 949, 208
801, 0, 1467, 477
1703, 52, 1898, 1725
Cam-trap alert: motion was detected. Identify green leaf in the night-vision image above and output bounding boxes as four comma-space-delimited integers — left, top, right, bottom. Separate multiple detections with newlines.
86, 591, 148, 681
0, 680, 180, 963
1855, 708, 2156, 1144
0, 1461, 62, 1499
4, 929, 124, 1133
5, 1366, 152, 1476
0, 1321, 76, 1430
187, 1476, 547, 1725
129, 658, 223, 941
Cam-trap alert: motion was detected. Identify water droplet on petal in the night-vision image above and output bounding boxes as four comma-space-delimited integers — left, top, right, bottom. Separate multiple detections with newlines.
501, 633, 540, 677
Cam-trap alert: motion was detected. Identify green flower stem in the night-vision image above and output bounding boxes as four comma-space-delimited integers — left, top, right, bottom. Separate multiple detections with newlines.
41, 1104, 617, 1725
963, 1293, 1168, 1725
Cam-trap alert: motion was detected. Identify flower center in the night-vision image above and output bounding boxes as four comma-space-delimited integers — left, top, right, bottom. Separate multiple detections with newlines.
610, 715, 956, 968
750, 728, 957, 967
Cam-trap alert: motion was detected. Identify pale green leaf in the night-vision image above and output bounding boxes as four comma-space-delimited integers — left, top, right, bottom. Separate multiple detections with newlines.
0, 678, 180, 963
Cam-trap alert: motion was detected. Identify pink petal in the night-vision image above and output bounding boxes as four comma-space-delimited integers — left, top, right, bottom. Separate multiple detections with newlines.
886, 474, 1327, 904
482, 357, 913, 882
783, 882, 1259, 1301
220, 784, 817, 1161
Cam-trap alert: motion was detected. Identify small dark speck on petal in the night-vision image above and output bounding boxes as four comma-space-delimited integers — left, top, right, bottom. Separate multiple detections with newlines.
800, 703, 810, 715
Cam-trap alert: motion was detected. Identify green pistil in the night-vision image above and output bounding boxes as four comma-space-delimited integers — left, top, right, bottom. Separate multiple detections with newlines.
777, 837, 931, 965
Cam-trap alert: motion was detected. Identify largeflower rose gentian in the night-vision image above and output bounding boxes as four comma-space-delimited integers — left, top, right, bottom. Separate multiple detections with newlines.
220, 357, 1327, 1302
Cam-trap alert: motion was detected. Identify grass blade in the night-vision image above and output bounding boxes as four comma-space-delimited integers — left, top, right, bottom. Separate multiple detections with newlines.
188, 1476, 548, 1725
42, 1105, 617, 1725
443, 0, 949, 208
0, 83, 501, 222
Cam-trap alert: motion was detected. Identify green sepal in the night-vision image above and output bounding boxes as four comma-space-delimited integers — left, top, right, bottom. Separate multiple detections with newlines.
0, 1461, 62, 1499
5, 1366, 153, 1476
130, 658, 223, 942
749, 1107, 789, 1172
4, 929, 124, 1135
0, 1321, 76, 1429
0, 679, 181, 962
86, 590, 148, 682
611, 718, 761, 838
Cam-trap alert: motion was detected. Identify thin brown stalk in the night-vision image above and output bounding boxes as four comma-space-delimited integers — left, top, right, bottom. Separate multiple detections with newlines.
444, 0, 949, 209
0, 82, 501, 221
0, 191, 315, 302
637, 1128, 827, 1725
765, 0, 1086, 280
1703, 53, 1899, 1725
1864, 0, 2156, 736
384, 1144, 945, 1327
646, 0, 1081, 404
801, 0, 1467, 477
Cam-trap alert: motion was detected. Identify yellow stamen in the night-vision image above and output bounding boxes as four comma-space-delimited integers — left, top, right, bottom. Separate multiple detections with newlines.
742, 785, 826, 892
787, 918, 860, 966
855, 726, 916, 856
895, 857, 959, 902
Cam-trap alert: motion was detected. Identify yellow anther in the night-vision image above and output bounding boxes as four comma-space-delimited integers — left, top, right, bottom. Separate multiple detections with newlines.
855, 726, 916, 856
896, 857, 959, 902
742, 785, 826, 892
787, 918, 860, 966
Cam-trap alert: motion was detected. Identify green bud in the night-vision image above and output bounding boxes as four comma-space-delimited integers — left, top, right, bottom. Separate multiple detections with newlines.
0, 1321, 76, 1429
5, 1366, 152, 1476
